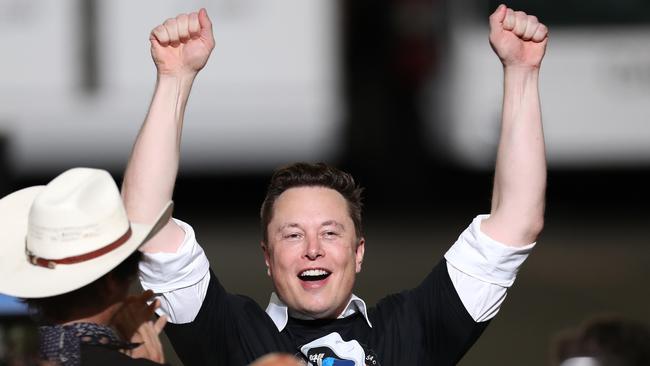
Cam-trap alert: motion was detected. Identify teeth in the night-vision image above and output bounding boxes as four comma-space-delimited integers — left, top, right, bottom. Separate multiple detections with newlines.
300, 269, 329, 277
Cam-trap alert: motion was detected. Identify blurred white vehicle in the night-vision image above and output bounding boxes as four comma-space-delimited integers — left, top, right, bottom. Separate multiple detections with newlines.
428, 0, 650, 169
0, 0, 340, 175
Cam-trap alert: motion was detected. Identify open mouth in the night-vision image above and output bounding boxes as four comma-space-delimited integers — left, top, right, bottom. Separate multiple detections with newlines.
298, 269, 332, 282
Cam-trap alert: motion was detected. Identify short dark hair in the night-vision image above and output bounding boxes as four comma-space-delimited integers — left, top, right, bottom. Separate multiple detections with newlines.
260, 162, 364, 244
24, 251, 142, 323
552, 315, 650, 366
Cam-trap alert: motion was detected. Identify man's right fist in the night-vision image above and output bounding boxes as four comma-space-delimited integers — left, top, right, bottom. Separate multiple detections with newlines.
150, 8, 215, 76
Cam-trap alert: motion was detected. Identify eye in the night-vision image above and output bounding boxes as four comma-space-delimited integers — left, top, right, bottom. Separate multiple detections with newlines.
283, 232, 303, 240
322, 230, 340, 239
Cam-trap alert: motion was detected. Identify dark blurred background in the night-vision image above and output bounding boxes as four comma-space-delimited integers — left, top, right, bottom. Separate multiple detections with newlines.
1, 0, 649, 365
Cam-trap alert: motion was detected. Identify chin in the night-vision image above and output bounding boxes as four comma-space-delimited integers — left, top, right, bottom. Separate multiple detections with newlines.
297, 301, 338, 319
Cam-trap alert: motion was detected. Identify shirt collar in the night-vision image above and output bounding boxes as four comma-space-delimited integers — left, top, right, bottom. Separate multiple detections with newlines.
265, 292, 373, 332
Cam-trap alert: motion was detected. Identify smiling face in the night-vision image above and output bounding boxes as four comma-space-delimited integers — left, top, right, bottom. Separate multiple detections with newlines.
263, 186, 365, 319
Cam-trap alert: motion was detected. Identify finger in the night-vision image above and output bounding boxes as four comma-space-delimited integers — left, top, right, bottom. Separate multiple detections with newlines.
513, 11, 528, 37
154, 315, 167, 334
176, 13, 190, 43
136, 323, 154, 345
137, 290, 156, 307
141, 322, 164, 363
135, 324, 155, 359
150, 25, 170, 47
522, 16, 539, 41
149, 327, 165, 364
503, 8, 515, 31
145, 298, 160, 318
124, 290, 152, 306
198, 8, 212, 33
163, 18, 180, 47
141, 323, 156, 346
140, 289, 155, 300
532, 23, 548, 42
198, 8, 215, 49
189, 12, 200, 39
489, 4, 507, 29
198, 7, 215, 48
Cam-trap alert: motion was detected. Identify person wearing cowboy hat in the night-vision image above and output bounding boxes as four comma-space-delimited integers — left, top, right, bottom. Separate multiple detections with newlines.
0, 167, 173, 365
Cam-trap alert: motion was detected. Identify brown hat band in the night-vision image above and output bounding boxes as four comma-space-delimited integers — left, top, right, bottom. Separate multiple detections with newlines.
27, 227, 132, 269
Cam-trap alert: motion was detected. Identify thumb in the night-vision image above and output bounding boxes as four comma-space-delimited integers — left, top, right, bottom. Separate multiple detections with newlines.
198, 8, 213, 35
154, 315, 168, 334
489, 4, 507, 30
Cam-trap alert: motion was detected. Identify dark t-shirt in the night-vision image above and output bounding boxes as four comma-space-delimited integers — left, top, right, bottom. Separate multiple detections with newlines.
165, 260, 489, 365
80, 344, 165, 365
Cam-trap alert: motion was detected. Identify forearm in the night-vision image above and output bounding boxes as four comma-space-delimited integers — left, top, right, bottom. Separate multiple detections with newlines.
122, 73, 197, 251
484, 66, 546, 246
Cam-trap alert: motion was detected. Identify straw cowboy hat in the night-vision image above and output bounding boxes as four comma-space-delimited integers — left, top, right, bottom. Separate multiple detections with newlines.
0, 167, 172, 298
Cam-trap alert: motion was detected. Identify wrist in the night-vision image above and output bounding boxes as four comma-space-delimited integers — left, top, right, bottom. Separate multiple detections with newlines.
503, 64, 541, 75
156, 70, 198, 84
151, 72, 196, 111
503, 65, 540, 95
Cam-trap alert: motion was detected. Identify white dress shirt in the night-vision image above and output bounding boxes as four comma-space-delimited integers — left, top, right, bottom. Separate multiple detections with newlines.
139, 215, 535, 327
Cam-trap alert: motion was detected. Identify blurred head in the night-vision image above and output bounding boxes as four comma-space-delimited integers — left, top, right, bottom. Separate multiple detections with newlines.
552, 315, 650, 366
249, 353, 303, 366
260, 163, 365, 319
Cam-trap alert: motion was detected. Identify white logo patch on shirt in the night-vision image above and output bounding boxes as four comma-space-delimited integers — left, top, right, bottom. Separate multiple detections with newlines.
300, 332, 365, 366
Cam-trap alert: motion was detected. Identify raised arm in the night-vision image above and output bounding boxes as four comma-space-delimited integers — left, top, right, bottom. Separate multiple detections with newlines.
481, 5, 548, 246
122, 9, 215, 253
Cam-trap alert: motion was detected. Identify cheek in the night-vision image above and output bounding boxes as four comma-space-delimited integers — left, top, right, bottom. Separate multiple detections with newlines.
270, 247, 297, 271
330, 247, 358, 270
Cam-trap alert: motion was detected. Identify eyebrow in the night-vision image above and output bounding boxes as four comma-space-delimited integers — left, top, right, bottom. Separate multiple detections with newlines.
276, 221, 345, 232
321, 220, 345, 231
277, 223, 301, 232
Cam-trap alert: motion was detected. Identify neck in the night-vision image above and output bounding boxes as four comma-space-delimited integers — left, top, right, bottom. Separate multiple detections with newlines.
286, 295, 354, 320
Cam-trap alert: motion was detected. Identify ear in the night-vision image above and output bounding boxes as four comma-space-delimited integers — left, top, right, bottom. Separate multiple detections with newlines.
355, 237, 365, 273
261, 241, 271, 277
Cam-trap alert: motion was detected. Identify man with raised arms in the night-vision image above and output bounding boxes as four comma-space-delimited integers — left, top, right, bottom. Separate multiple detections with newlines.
122, 5, 548, 365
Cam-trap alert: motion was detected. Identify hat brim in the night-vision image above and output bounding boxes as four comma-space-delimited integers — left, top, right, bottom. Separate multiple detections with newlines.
0, 186, 173, 299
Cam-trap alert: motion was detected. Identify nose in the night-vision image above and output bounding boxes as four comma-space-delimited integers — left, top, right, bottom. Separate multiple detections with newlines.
304, 236, 324, 260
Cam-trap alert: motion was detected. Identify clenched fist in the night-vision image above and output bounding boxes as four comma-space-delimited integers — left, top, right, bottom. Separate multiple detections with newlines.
489, 4, 548, 69
150, 8, 215, 76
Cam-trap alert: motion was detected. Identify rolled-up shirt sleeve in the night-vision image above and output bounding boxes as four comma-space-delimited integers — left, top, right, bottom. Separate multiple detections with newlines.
139, 218, 211, 324
444, 214, 535, 322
